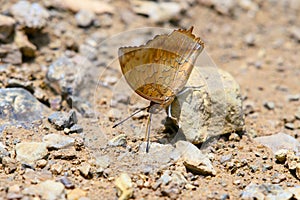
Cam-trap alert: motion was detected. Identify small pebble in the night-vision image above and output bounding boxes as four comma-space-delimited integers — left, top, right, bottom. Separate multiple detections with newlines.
285, 123, 295, 130
229, 133, 240, 141
51, 163, 63, 175
290, 26, 300, 42
48, 110, 78, 130
75, 10, 95, 27
249, 165, 258, 173
115, 173, 133, 200
69, 124, 83, 133
159, 171, 172, 185
78, 163, 91, 178
262, 164, 272, 171
108, 134, 127, 147
136, 180, 144, 188
74, 137, 84, 151
244, 33, 256, 46
43, 133, 75, 149
275, 149, 288, 163
36, 159, 48, 168
287, 94, 300, 102
59, 176, 75, 189
264, 101, 275, 110
220, 154, 232, 164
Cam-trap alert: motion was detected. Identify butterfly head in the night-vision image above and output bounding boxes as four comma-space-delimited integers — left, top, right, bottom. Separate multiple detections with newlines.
148, 96, 174, 114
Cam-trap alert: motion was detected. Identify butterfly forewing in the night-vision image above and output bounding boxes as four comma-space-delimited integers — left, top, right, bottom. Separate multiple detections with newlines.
118, 27, 204, 106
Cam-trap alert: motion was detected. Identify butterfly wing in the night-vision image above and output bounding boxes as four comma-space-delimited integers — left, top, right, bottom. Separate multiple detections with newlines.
118, 27, 204, 105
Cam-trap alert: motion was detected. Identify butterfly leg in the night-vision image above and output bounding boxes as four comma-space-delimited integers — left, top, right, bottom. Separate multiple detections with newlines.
166, 104, 180, 128
145, 113, 152, 153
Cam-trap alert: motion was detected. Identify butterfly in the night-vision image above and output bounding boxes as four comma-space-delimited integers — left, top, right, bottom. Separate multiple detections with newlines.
114, 27, 204, 152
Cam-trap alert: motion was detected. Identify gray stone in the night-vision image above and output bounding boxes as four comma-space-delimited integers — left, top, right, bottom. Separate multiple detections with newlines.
95, 14, 113, 28
254, 132, 300, 154
48, 110, 77, 130
69, 95, 95, 117
95, 155, 111, 169
159, 171, 172, 185
244, 33, 256, 46
0, 142, 9, 161
49, 96, 62, 111
0, 14, 15, 43
110, 93, 130, 107
220, 153, 232, 164
264, 101, 275, 110
198, 0, 235, 16
46, 54, 95, 102
78, 162, 91, 178
290, 26, 300, 42
171, 171, 188, 186
241, 183, 293, 200
285, 122, 295, 130
167, 68, 244, 144
43, 133, 75, 149
79, 43, 98, 61
287, 94, 300, 101
288, 187, 300, 200
16, 142, 48, 164
75, 10, 95, 27
0, 88, 50, 132
10, 0, 50, 31
47, 0, 114, 14
175, 141, 216, 176
23, 180, 65, 200
59, 176, 74, 189
69, 124, 83, 133
139, 142, 179, 163
131, 1, 182, 23
0, 44, 22, 64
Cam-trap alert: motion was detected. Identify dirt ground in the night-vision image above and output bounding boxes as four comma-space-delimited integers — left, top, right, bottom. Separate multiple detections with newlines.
0, 0, 300, 199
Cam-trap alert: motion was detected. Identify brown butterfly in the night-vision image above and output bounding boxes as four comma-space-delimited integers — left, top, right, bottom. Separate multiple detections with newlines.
114, 27, 204, 152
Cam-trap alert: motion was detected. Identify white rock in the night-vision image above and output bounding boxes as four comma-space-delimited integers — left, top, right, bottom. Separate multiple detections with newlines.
75, 10, 95, 27
115, 173, 133, 200
175, 141, 216, 176
16, 142, 48, 164
131, 0, 182, 23
23, 180, 65, 200
168, 67, 244, 144
43, 133, 75, 149
254, 132, 300, 154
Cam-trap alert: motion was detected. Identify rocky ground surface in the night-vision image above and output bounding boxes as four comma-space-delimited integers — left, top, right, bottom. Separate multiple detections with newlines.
0, 0, 300, 199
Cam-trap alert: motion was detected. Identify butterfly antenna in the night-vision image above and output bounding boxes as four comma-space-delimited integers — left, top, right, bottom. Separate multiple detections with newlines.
112, 106, 149, 128
145, 113, 152, 153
